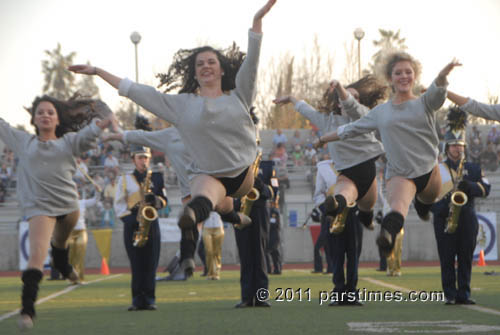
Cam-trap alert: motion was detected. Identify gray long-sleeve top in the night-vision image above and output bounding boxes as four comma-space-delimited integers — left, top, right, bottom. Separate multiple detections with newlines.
123, 127, 191, 198
337, 81, 447, 179
0, 118, 102, 219
295, 94, 384, 171
118, 30, 261, 178
461, 99, 500, 121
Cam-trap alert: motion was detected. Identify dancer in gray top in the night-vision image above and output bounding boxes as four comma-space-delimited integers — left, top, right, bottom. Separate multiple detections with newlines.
70, 0, 277, 235
318, 52, 461, 255
0, 96, 111, 330
447, 91, 500, 121
273, 75, 387, 230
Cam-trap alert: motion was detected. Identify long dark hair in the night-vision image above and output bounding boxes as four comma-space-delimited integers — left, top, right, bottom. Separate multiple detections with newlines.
320, 75, 388, 115
29, 94, 102, 138
156, 42, 245, 94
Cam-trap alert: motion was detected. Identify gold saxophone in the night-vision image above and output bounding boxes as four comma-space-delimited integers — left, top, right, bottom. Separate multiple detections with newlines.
329, 201, 356, 234
239, 151, 262, 216
133, 170, 159, 247
445, 154, 467, 234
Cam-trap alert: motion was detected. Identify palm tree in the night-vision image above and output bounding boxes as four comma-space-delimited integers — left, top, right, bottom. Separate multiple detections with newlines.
370, 29, 408, 78
41, 43, 76, 100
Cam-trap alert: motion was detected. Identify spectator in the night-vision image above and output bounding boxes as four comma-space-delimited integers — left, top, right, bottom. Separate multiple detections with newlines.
468, 138, 483, 165
289, 130, 304, 151
487, 125, 500, 145
305, 129, 319, 146
103, 171, 118, 203
304, 143, 317, 166
291, 144, 304, 166
469, 125, 482, 143
101, 199, 116, 227
272, 143, 289, 190
272, 128, 287, 147
481, 142, 498, 171
74, 157, 89, 186
0, 163, 12, 187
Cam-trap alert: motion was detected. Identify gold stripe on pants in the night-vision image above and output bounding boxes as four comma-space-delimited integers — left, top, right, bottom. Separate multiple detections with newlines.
202, 227, 225, 280
68, 229, 88, 280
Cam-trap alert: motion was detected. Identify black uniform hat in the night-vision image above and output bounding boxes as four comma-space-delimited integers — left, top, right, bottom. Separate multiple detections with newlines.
130, 145, 151, 157
444, 105, 467, 146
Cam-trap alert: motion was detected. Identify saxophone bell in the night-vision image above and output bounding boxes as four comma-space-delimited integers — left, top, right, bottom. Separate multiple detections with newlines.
133, 170, 159, 247
444, 191, 467, 234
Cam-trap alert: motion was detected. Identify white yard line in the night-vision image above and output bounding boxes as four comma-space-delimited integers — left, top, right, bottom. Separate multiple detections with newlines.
0, 274, 122, 322
361, 276, 500, 317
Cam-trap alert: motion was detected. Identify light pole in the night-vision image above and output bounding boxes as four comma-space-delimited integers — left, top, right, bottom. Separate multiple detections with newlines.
353, 28, 365, 80
130, 31, 141, 115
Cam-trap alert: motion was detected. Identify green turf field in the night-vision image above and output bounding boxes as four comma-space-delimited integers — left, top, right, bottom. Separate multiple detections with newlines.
1, 265, 500, 334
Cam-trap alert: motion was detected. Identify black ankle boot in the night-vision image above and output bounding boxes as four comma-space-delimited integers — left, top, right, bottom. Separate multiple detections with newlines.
324, 194, 346, 217
21, 269, 43, 318
376, 212, 404, 256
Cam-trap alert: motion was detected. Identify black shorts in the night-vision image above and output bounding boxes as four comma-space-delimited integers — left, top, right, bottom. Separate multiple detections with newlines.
411, 169, 433, 194
338, 157, 378, 201
217, 167, 250, 197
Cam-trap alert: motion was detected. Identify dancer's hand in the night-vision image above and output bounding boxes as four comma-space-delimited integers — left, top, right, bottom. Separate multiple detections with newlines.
96, 118, 112, 130
101, 132, 124, 143
313, 137, 325, 150
328, 80, 340, 93
436, 58, 462, 86
273, 95, 298, 106
252, 0, 277, 33
68, 64, 97, 75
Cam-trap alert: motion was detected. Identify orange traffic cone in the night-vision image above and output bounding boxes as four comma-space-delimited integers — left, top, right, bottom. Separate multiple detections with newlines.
101, 257, 110, 275
478, 250, 487, 267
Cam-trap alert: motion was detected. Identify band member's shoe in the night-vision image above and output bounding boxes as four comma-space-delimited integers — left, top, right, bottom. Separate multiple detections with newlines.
143, 304, 157, 310
444, 299, 455, 305
178, 206, 196, 230
254, 301, 271, 307
235, 300, 253, 308
17, 314, 33, 330
455, 298, 476, 305
180, 258, 195, 277
127, 305, 140, 311
413, 197, 431, 221
234, 213, 252, 230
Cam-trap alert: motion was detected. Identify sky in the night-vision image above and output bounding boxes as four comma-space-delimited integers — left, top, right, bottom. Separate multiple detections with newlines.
1, 0, 500, 130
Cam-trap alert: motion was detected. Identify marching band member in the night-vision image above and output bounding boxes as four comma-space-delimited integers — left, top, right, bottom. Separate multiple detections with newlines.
274, 76, 386, 231
104, 115, 198, 278
115, 146, 167, 311
316, 54, 461, 255
234, 160, 278, 308
69, 0, 277, 238
431, 107, 490, 305
0, 95, 109, 330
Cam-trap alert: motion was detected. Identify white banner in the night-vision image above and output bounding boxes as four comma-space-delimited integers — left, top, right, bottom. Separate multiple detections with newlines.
475, 212, 498, 261
18, 221, 51, 271
159, 218, 181, 243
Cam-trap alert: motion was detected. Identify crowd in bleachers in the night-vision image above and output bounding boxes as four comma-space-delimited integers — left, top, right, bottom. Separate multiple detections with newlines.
0, 148, 16, 203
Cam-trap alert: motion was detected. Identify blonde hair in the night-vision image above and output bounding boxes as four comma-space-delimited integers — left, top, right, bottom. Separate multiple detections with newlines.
383, 52, 422, 82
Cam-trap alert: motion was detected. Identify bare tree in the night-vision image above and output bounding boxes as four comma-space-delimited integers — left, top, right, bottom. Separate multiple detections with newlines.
257, 35, 334, 129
